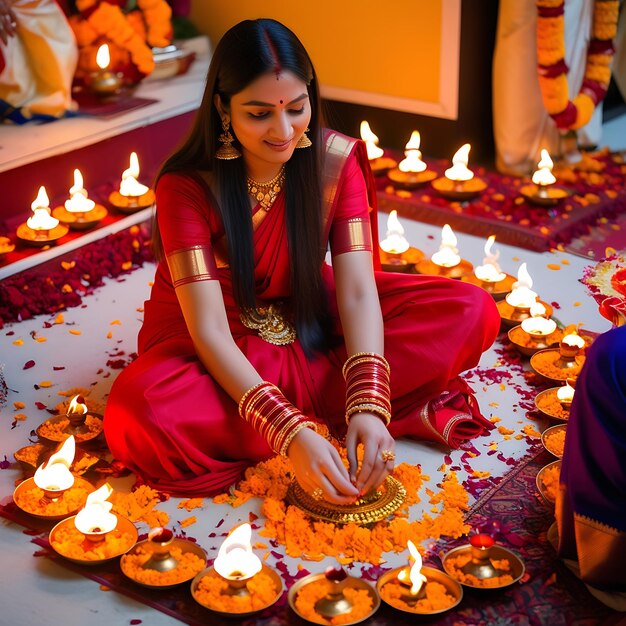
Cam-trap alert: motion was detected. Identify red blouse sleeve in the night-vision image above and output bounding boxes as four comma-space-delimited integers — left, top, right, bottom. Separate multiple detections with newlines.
329, 151, 373, 256
156, 173, 220, 287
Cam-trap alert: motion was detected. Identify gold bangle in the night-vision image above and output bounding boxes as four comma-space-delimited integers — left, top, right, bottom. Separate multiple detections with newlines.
342, 352, 390, 378
238, 381, 273, 418
279, 421, 317, 456
345, 403, 391, 426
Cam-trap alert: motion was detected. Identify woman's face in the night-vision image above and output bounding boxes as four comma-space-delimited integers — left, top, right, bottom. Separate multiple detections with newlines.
222, 70, 312, 175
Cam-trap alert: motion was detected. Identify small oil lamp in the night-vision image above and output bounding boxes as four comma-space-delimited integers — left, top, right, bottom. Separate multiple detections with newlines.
52, 169, 108, 230
74, 483, 117, 542
555, 333, 586, 369
377, 539, 462, 614
520, 302, 557, 342
416, 224, 473, 278
89, 44, 122, 97
396, 540, 428, 604
359, 120, 397, 175
387, 131, 437, 188
213, 523, 263, 596
108, 152, 156, 213
16, 186, 69, 246
314, 566, 354, 619
498, 263, 553, 326
521, 149, 570, 206
432, 143, 487, 200
34, 435, 76, 501
464, 235, 515, 297
557, 380, 575, 410
379, 210, 424, 272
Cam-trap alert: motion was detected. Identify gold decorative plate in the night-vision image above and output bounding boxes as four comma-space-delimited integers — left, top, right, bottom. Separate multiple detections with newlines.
287, 476, 406, 525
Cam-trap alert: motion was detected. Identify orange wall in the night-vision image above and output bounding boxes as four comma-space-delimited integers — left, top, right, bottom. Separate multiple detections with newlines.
189, 1, 442, 104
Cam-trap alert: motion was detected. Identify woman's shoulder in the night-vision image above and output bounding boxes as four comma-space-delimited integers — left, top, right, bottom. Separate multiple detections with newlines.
323, 129, 361, 156
157, 170, 217, 204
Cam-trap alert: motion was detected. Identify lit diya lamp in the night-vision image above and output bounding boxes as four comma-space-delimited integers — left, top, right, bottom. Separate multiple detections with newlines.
49, 483, 138, 564
557, 380, 576, 410
442, 533, 525, 589
379, 210, 424, 272
377, 540, 462, 614
508, 301, 559, 356
52, 169, 108, 230
530, 332, 586, 385
73, 483, 117, 542
415, 224, 473, 279
89, 44, 122, 97
191, 523, 282, 614
554, 332, 586, 369
12, 436, 94, 519
360, 120, 397, 175
497, 262, 553, 327
108, 152, 156, 213
462, 235, 515, 298
16, 186, 69, 246
520, 149, 570, 206
432, 143, 487, 200
36, 393, 104, 444
34, 435, 76, 501
387, 131, 437, 188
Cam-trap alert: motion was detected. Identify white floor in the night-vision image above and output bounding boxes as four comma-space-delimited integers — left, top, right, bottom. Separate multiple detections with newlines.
0, 214, 612, 626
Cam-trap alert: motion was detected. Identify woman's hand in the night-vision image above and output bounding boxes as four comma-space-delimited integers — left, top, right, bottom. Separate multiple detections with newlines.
287, 427, 359, 505
345, 412, 395, 497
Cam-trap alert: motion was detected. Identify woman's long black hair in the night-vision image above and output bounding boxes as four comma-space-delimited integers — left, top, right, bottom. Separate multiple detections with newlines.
154, 18, 329, 356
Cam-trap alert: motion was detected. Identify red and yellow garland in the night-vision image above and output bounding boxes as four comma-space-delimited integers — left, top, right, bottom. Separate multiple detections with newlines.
69, 0, 173, 84
536, 0, 619, 130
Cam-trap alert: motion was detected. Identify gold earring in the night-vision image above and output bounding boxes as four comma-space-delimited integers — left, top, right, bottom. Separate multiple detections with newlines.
216, 118, 241, 160
295, 128, 312, 149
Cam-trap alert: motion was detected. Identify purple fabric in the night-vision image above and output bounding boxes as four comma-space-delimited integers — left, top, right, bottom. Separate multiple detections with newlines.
560, 326, 626, 532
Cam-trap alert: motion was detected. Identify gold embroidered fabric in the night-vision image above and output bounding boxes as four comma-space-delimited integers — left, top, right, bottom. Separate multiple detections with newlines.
331, 217, 373, 253
167, 245, 219, 288
240, 302, 296, 345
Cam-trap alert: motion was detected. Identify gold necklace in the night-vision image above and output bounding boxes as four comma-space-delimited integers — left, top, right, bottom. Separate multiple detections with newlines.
246, 165, 286, 212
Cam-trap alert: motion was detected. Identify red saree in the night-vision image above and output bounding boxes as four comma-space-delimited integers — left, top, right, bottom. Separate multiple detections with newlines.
104, 132, 500, 496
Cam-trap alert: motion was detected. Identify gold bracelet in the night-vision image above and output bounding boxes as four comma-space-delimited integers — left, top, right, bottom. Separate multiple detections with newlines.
345, 403, 392, 426
342, 352, 390, 378
238, 381, 273, 418
279, 421, 317, 456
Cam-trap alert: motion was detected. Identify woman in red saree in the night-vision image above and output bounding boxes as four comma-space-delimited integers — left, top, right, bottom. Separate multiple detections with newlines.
104, 19, 500, 499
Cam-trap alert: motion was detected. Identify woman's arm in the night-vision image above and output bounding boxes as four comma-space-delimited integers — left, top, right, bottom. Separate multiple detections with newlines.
333, 250, 395, 496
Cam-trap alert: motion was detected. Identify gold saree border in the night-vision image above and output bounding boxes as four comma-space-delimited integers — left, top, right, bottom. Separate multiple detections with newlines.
166, 245, 219, 288
330, 217, 373, 253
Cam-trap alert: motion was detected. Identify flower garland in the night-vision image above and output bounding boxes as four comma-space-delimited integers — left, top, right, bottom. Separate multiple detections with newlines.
69, 0, 173, 84
536, 0, 620, 130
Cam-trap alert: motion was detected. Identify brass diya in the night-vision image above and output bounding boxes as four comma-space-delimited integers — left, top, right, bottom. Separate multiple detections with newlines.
496, 299, 554, 328
461, 273, 516, 301
520, 184, 570, 207
387, 168, 438, 189
530, 347, 585, 385
13, 475, 94, 520
191, 564, 283, 617
52, 203, 108, 231
369, 156, 398, 176
49, 513, 138, 564
14, 443, 100, 475
287, 475, 406, 525
414, 258, 474, 280
379, 246, 424, 273
121, 527, 207, 588
16, 222, 69, 247
431, 176, 487, 201
289, 571, 380, 626
442, 541, 525, 590
507, 324, 561, 357
541, 423, 567, 459
536, 459, 561, 508
377, 565, 462, 614
108, 189, 155, 214
534, 387, 571, 422
36, 411, 104, 445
